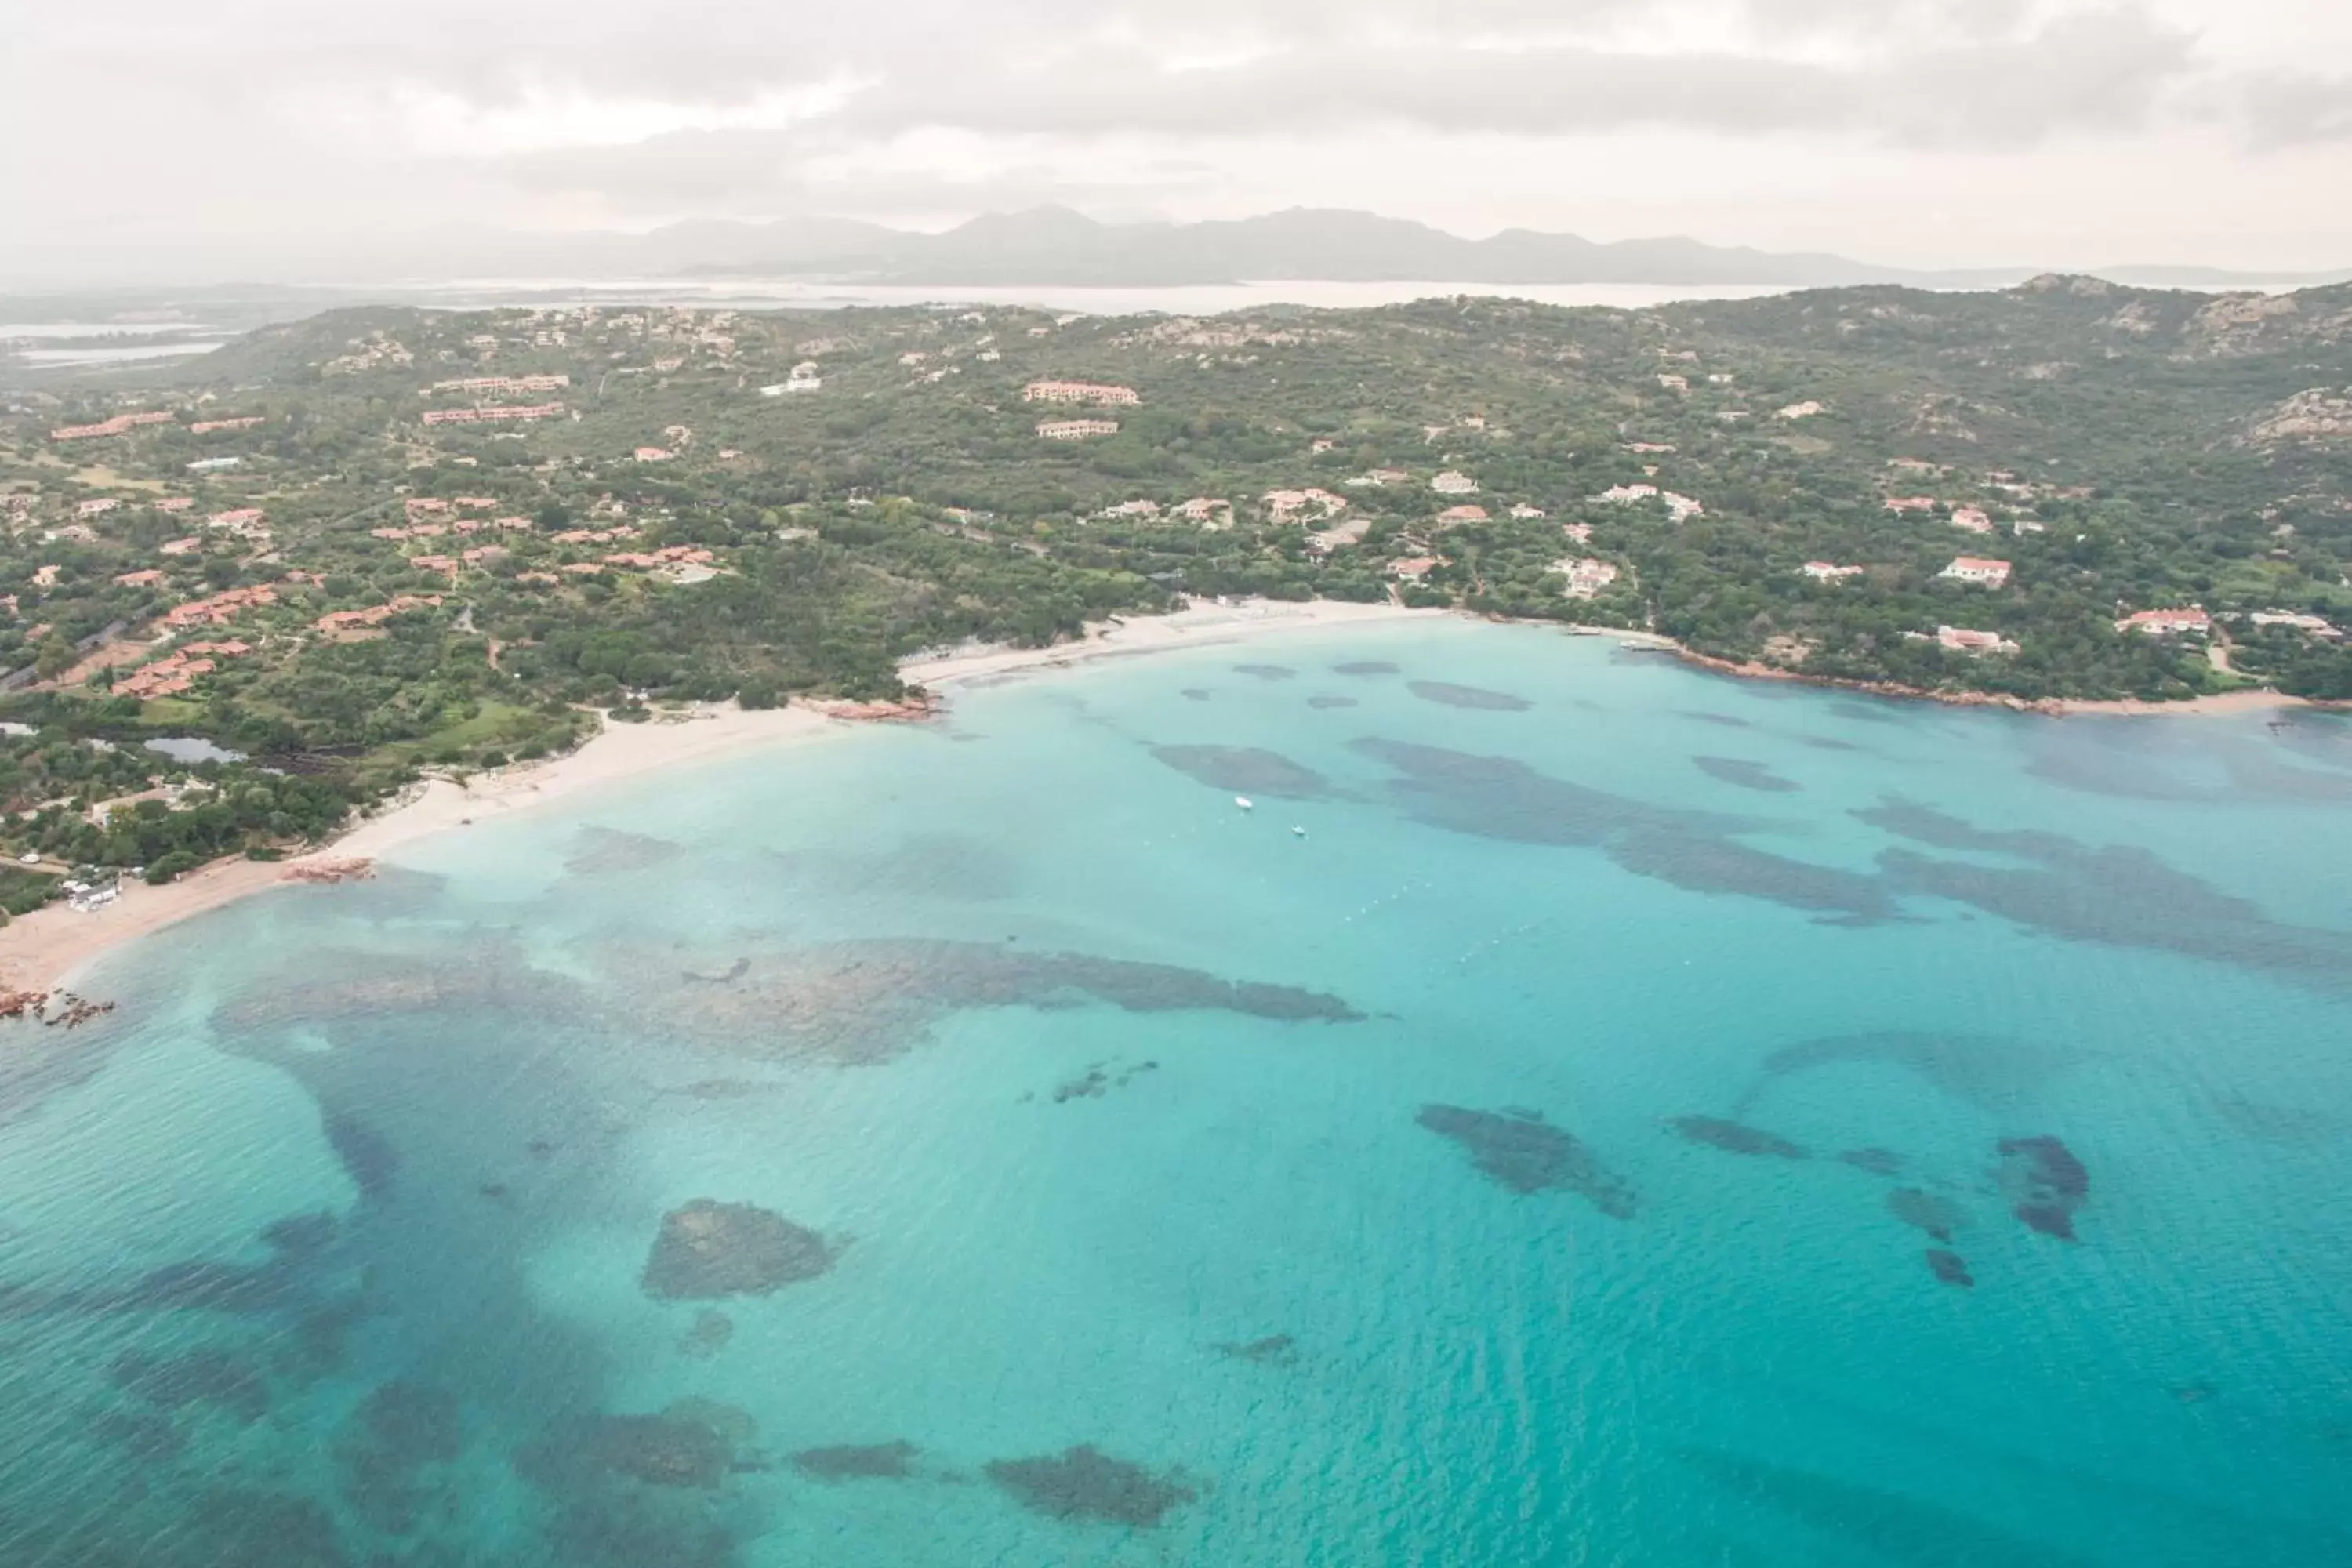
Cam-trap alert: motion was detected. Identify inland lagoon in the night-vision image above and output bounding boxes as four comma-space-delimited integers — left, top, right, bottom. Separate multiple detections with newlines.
2, 617, 2349, 1565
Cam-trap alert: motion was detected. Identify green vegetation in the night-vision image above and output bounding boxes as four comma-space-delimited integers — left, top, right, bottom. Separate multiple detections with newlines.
0, 278, 2346, 900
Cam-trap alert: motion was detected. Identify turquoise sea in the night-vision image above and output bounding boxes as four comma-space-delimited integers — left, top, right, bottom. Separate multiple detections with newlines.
3, 617, 2350, 1566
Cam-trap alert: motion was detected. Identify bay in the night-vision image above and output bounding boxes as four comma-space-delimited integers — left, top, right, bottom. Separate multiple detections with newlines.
2, 617, 2348, 1566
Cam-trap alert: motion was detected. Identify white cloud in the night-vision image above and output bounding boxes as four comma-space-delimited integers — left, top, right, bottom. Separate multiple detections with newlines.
2, 0, 2347, 281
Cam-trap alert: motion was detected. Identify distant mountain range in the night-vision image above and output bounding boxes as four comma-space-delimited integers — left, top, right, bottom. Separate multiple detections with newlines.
5, 206, 2345, 300
630, 207, 2346, 292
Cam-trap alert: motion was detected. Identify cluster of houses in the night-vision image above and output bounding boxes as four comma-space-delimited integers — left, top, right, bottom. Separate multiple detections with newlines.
2117, 608, 2211, 637
426, 374, 569, 395
1261, 488, 1347, 523
51, 411, 174, 442
420, 402, 564, 426
1938, 557, 2012, 587
187, 416, 264, 435
1555, 558, 1621, 598
373, 515, 529, 543
115, 640, 252, 699
316, 595, 444, 636
1592, 483, 1704, 522
1023, 381, 1139, 406
1936, 626, 2020, 656
1036, 419, 1120, 441
760, 362, 822, 396
2249, 610, 2340, 637
162, 584, 277, 629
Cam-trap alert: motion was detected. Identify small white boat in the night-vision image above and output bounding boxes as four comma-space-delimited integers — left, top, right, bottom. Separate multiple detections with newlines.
1292, 826, 1308, 838
1234, 796, 1254, 811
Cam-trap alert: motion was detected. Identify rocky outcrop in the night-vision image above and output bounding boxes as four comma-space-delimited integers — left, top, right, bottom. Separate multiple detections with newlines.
641, 1200, 839, 1300
2245, 387, 2352, 446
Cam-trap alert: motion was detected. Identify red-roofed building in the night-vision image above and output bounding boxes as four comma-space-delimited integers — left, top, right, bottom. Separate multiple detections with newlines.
1938, 557, 2012, 587
1023, 381, 1140, 405
421, 402, 564, 426
51, 412, 173, 441
162, 584, 277, 628
1937, 625, 2019, 655
2117, 607, 2212, 636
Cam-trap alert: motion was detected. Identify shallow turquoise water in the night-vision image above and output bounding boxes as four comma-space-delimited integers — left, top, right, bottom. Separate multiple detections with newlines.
4, 618, 2350, 1566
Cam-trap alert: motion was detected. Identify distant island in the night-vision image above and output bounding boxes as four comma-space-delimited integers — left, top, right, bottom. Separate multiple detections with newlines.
0, 274, 2345, 914
7, 207, 2347, 296
655, 208, 2350, 292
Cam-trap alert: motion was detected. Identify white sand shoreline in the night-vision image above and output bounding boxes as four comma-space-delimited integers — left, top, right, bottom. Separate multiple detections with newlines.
0, 597, 1442, 996
5, 592, 2325, 997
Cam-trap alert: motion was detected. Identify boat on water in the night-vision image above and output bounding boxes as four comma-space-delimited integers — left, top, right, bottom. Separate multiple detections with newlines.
1569, 626, 1603, 637
1235, 796, 1254, 811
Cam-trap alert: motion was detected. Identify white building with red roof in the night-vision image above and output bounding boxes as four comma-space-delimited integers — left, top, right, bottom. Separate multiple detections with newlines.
1939, 557, 2012, 587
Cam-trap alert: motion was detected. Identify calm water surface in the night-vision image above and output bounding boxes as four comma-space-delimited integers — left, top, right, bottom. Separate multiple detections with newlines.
2, 619, 2349, 1566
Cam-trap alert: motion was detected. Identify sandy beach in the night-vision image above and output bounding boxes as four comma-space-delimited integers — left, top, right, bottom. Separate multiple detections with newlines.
0, 597, 1440, 996
1663, 642, 2318, 717
3, 593, 2328, 996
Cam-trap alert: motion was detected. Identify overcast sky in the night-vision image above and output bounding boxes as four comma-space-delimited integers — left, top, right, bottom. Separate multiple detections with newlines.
6, 0, 2350, 283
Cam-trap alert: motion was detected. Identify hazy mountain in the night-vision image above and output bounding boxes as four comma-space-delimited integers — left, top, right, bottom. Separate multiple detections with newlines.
662, 206, 1918, 287
4, 207, 2343, 299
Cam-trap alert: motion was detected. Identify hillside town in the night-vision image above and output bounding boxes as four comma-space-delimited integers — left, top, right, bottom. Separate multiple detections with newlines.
0, 280, 2344, 909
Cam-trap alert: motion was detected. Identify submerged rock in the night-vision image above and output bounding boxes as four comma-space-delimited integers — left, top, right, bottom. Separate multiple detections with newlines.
1149, 744, 1340, 799
260, 1211, 339, 1260
1996, 1135, 2089, 1241
1925, 1249, 1975, 1288
321, 1111, 398, 1202
1051, 1058, 1157, 1104
566, 827, 684, 877
335, 1379, 462, 1534
984, 1444, 1200, 1526
1886, 1188, 1971, 1245
1211, 1334, 1298, 1367
1693, 755, 1799, 793
642, 1200, 839, 1300
792, 1440, 919, 1481
584, 1413, 736, 1490
111, 1348, 269, 1423
1668, 1115, 1808, 1160
1837, 1147, 1904, 1177
1406, 680, 1532, 711
677, 1309, 735, 1360
514, 1404, 754, 1566
1415, 1105, 1635, 1218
